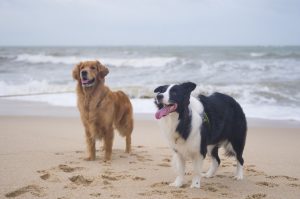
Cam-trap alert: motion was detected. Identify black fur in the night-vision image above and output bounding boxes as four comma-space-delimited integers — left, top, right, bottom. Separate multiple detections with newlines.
211, 146, 221, 165
199, 92, 247, 165
154, 83, 247, 167
154, 85, 168, 93
171, 83, 196, 140
154, 85, 169, 110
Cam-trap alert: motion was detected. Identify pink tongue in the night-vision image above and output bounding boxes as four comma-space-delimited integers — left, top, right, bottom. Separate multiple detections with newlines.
81, 79, 89, 84
155, 106, 171, 119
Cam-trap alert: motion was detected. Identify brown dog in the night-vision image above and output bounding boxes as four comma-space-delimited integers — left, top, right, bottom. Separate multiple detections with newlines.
72, 60, 133, 161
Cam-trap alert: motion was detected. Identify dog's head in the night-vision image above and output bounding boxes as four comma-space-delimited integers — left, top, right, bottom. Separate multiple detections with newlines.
72, 60, 109, 88
154, 82, 196, 119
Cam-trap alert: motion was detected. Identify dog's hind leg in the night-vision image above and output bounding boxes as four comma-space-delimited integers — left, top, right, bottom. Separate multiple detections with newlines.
232, 109, 247, 180
125, 135, 131, 153
231, 132, 246, 180
231, 140, 245, 180
103, 128, 114, 161
116, 126, 132, 153
234, 154, 244, 180
203, 145, 220, 178
116, 117, 133, 153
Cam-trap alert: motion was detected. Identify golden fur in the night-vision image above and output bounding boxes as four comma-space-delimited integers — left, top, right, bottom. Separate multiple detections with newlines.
72, 60, 133, 161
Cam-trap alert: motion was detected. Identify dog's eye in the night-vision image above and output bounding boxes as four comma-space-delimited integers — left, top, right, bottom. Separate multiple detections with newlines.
90, 66, 96, 70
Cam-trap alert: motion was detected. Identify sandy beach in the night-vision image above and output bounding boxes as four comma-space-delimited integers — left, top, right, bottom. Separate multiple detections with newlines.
1, 99, 300, 199
1, 0, 300, 197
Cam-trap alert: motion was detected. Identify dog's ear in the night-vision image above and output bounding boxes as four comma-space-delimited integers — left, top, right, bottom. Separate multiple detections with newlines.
96, 61, 109, 79
154, 85, 168, 93
72, 62, 82, 80
181, 82, 196, 94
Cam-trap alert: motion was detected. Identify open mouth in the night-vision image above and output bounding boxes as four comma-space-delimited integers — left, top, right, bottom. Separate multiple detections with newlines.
155, 103, 178, 119
81, 78, 95, 87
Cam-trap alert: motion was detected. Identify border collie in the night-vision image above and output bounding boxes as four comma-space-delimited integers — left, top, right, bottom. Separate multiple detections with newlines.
154, 82, 247, 188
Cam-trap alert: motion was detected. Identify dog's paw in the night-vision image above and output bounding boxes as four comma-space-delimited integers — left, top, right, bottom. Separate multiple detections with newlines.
202, 172, 214, 178
169, 181, 183, 188
190, 176, 201, 188
234, 174, 243, 180
84, 157, 95, 161
234, 168, 243, 180
169, 177, 183, 188
125, 149, 131, 154
104, 154, 112, 162
190, 183, 200, 188
103, 159, 111, 163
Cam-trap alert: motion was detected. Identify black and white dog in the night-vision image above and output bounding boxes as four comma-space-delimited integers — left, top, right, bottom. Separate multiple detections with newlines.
154, 82, 247, 188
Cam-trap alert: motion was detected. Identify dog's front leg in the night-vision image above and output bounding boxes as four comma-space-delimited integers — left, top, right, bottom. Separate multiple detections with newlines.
103, 128, 114, 162
170, 152, 185, 188
190, 154, 204, 188
85, 133, 96, 161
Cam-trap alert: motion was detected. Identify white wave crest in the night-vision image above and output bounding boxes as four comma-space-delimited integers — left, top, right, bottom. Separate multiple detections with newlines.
15, 54, 89, 64
1, 80, 300, 120
250, 52, 266, 57
14, 53, 178, 68
0, 80, 75, 97
102, 57, 178, 68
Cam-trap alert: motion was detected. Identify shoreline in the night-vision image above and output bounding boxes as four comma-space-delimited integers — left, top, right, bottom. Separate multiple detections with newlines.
1, 98, 300, 128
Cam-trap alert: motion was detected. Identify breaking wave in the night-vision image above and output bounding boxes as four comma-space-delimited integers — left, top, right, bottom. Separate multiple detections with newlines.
14, 53, 178, 68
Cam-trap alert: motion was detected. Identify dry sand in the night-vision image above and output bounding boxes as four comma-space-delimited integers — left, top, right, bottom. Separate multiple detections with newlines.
0, 100, 300, 199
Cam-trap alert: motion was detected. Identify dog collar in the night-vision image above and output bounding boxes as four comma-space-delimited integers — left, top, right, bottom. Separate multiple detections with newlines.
202, 112, 210, 128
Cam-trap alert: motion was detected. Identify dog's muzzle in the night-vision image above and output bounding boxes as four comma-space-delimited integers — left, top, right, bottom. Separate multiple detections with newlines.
80, 71, 95, 87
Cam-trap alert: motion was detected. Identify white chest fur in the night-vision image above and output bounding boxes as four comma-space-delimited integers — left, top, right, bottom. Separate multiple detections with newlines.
158, 96, 204, 159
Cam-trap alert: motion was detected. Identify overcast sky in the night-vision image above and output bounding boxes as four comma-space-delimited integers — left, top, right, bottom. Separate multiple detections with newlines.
0, 0, 299, 46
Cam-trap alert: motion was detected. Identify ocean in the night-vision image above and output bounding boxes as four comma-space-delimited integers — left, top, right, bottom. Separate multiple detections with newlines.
0, 46, 300, 120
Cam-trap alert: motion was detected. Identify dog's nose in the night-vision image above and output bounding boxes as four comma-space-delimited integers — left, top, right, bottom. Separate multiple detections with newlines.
156, 94, 163, 101
81, 71, 88, 79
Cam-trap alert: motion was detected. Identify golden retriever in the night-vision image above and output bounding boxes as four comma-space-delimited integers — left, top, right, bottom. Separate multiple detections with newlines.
72, 60, 133, 161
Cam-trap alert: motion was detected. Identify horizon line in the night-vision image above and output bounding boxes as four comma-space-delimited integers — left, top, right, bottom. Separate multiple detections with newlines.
1, 44, 300, 48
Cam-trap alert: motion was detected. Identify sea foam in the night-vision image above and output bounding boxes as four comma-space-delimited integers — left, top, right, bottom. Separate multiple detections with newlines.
1, 46, 300, 121
6, 93, 300, 120
14, 53, 178, 68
